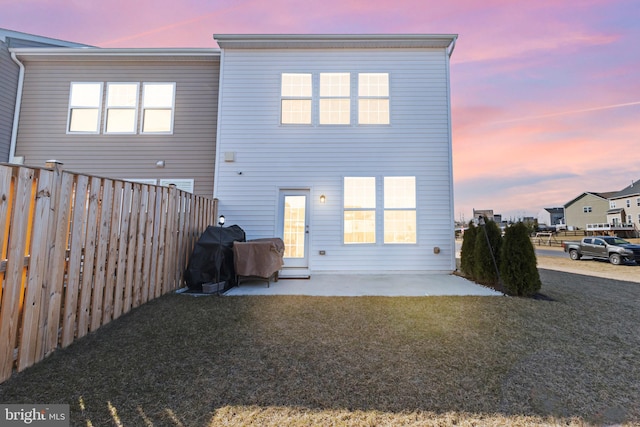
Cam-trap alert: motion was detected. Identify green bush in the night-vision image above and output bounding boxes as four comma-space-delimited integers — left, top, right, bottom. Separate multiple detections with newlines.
500, 222, 541, 296
460, 222, 477, 278
473, 219, 502, 287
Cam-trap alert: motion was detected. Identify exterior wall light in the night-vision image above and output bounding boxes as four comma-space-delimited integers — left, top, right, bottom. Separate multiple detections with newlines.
320, 195, 326, 204
218, 215, 225, 226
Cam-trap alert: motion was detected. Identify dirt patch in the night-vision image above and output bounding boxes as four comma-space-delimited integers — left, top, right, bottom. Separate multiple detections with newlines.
537, 254, 640, 283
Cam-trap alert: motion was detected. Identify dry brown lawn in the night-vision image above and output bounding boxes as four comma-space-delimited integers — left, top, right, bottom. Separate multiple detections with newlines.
0, 258, 639, 426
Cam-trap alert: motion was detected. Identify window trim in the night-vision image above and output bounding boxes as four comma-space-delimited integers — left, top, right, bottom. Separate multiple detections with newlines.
319, 72, 351, 125
343, 176, 376, 244
280, 73, 313, 125
67, 82, 103, 134
141, 82, 176, 135
104, 82, 140, 134
357, 72, 390, 125
583, 206, 592, 213
383, 176, 417, 244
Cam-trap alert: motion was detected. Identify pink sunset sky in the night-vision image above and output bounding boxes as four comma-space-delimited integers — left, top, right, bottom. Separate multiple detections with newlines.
2, 0, 639, 223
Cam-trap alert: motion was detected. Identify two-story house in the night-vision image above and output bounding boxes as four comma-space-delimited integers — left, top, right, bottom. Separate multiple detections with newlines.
213, 34, 457, 276
5, 31, 458, 276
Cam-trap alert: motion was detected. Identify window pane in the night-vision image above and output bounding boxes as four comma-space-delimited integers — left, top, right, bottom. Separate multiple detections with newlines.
359, 73, 389, 97
106, 109, 136, 133
281, 73, 312, 97
320, 73, 350, 97
319, 99, 350, 124
281, 99, 311, 124
384, 210, 416, 243
69, 109, 99, 132
344, 210, 376, 244
107, 83, 138, 107
283, 195, 306, 258
344, 177, 375, 208
359, 99, 389, 124
143, 109, 172, 132
384, 177, 416, 208
70, 83, 101, 107
143, 84, 174, 107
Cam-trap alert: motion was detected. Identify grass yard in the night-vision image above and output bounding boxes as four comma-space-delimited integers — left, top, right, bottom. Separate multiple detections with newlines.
1, 269, 639, 426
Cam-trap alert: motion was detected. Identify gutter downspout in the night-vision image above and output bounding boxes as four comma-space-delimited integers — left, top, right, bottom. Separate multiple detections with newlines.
9, 51, 25, 164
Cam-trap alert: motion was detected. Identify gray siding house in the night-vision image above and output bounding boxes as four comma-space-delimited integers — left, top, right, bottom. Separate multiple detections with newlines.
0, 28, 87, 162
10, 48, 220, 196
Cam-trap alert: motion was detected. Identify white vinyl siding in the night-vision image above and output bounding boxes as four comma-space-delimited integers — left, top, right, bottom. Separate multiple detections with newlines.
216, 48, 454, 272
67, 82, 103, 133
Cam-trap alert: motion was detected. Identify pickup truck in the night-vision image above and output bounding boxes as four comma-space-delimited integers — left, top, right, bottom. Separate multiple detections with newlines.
562, 236, 640, 265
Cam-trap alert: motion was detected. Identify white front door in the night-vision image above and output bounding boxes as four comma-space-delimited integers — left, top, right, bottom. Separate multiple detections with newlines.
278, 189, 310, 272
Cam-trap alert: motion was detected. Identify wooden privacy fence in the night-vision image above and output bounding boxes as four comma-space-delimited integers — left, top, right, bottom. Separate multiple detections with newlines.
0, 164, 217, 383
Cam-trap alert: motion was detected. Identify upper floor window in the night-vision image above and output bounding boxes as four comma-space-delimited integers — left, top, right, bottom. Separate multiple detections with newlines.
142, 83, 175, 133
358, 73, 389, 125
105, 83, 139, 134
637, 197, 640, 207
610, 201, 616, 209
384, 177, 416, 244
281, 73, 312, 124
68, 82, 103, 133
319, 73, 350, 125
626, 200, 631, 208
583, 206, 592, 213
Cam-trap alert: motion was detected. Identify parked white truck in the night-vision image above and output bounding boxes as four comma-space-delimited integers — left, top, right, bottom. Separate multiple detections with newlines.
562, 236, 640, 265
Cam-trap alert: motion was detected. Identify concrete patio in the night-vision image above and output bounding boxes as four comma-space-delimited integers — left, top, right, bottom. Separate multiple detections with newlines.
222, 273, 503, 297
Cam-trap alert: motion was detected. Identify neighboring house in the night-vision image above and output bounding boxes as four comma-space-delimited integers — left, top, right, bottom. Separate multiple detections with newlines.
564, 191, 617, 229
10, 47, 220, 196
213, 34, 458, 276
0, 28, 87, 163
543, 207, 564, 226
608, 179, 640, 226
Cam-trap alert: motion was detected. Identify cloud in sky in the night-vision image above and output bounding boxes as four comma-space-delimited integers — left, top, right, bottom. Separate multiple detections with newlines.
1, 0, 639, 222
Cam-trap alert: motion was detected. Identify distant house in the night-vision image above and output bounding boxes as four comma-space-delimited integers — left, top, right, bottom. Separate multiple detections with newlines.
543, 207, 564, 226
608, 179, 640, 227
564, 192, 616, 230
213, 34, 458, 276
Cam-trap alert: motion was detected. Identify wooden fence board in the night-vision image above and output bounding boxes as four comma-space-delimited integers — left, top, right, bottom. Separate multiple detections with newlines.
90, 180, 113, 332
140, 186, 156, 304
18, 170, 52, 371
76, 177, 101, 339
123, 184, 141, 314
102, 180, 123, 326
113, 182, 132, 319
61, 175, 88, 348
132, 185, 148, 309
0, 167, 13, 319
0, 168, 34, 381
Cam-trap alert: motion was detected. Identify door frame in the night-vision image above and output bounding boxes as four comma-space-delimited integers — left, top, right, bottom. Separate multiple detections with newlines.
276, 188, 311, 276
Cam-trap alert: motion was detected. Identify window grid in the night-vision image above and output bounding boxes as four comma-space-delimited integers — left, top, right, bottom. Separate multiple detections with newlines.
358, 73, 390, 125
68, 82, 103, 133
344, 177, 376, 244
583, 206, 592, 213
141, 83, 176, 134
319, 73, 350, 125
281, 73, 312, 124
105, 83, 139, 134
384, 177, 416, 244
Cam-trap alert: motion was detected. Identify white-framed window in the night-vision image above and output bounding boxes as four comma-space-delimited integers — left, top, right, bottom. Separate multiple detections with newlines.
384, 177, 416, 244
583, 206, 592, 213
281, 73, 312, 124
358, 73, 389, 125
627, 215, 632, 223
159, 178, 194, 193
610, 201, 616, 209
626, 200, 631, 208
141, 83, 175, 134
67, 82, 103, 133
105, 83, 139, 134
343, 177, 376, 244
319, 73, 350, 125
637, 197, 640, 207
